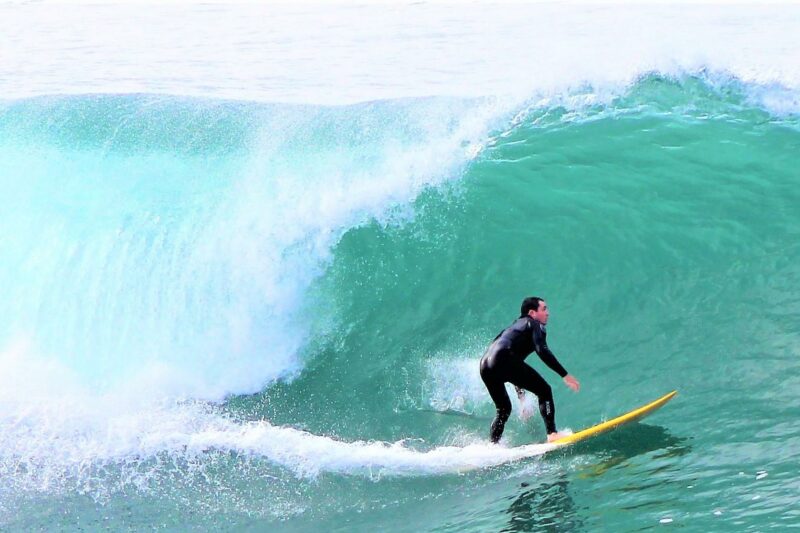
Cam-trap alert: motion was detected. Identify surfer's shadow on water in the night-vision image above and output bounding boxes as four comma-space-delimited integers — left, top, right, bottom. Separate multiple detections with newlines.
497, 423, 688, 532
501, 476, 584, 533
553, 422, 690, 479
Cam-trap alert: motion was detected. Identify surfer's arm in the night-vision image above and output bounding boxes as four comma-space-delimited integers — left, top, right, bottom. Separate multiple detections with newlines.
537, 347, 568, 378
533, 328, 568, 378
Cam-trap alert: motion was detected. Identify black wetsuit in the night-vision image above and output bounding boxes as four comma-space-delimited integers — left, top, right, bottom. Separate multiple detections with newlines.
479, 316, 568, 442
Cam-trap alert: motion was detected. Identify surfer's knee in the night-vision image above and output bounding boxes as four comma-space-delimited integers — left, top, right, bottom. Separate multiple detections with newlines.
496, 390, 512, 416
538, 382, 553, 401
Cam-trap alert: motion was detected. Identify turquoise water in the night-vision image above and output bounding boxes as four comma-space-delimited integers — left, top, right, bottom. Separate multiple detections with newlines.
2, 3, 800, 531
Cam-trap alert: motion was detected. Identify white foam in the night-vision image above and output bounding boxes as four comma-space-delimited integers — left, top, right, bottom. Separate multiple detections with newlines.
425, 357, 487, 413
424, 356, 545, 421
1, 336, 554, 497
1, 392, 553, 494
197, 422, 554, 477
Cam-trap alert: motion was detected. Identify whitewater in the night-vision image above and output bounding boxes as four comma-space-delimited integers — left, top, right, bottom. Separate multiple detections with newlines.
1, 2, 799, 531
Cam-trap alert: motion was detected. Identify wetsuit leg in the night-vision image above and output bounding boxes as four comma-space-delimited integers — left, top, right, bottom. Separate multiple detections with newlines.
479, 365, 512, 443
507, 361, 557, 435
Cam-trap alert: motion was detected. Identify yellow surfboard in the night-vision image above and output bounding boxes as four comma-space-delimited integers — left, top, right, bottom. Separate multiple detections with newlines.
551, 390, 677, 446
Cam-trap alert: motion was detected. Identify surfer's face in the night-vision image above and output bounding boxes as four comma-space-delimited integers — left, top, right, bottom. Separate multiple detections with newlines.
528, 301, 549, 324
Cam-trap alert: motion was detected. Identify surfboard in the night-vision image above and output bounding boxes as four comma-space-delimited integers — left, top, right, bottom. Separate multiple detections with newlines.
445, 391, 677, 473
550, 390, 677, 446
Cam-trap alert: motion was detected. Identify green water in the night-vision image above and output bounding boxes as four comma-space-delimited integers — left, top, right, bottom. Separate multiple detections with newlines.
257, 81, 800, 530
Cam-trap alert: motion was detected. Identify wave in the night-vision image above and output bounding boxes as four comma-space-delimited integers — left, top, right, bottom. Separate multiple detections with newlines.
0, 93, 513, 400
1, 73, 798, 499
0, 92, 519, 497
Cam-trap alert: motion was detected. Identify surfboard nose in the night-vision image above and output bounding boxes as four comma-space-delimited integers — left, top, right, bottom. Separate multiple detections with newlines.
551, 390, 678, 446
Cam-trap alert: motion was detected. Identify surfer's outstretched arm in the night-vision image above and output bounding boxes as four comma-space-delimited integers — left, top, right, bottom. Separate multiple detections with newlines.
532, 323, 580, 392
532, 326, 568, 377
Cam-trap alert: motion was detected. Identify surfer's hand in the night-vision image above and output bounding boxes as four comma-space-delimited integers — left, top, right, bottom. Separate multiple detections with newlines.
563, 375, 580, 392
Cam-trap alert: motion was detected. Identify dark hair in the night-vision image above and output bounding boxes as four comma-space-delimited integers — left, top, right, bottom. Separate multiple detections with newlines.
520, 296, 544, 317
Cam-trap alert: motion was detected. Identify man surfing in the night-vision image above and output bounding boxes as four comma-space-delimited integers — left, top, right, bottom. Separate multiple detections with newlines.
479, 297, 580, 443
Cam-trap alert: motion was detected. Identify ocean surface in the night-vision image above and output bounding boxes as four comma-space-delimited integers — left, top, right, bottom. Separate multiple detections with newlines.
1, 2, 799, 531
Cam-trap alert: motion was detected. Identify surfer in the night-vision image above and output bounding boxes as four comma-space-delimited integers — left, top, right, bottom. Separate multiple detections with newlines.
480, 297, 580, 443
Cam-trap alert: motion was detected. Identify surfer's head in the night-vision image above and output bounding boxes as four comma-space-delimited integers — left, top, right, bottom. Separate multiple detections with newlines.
520, 296, 548, 324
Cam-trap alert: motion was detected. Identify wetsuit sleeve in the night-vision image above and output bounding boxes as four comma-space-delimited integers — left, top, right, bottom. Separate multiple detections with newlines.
533, 326, 568, 378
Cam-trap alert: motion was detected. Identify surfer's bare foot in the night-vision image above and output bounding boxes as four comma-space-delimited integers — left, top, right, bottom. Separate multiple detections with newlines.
546, 431, 568, 443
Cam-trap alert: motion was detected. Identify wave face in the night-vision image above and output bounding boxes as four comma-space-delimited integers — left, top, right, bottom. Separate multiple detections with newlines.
2, 75, 800, 531
0, 94, 504, 398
